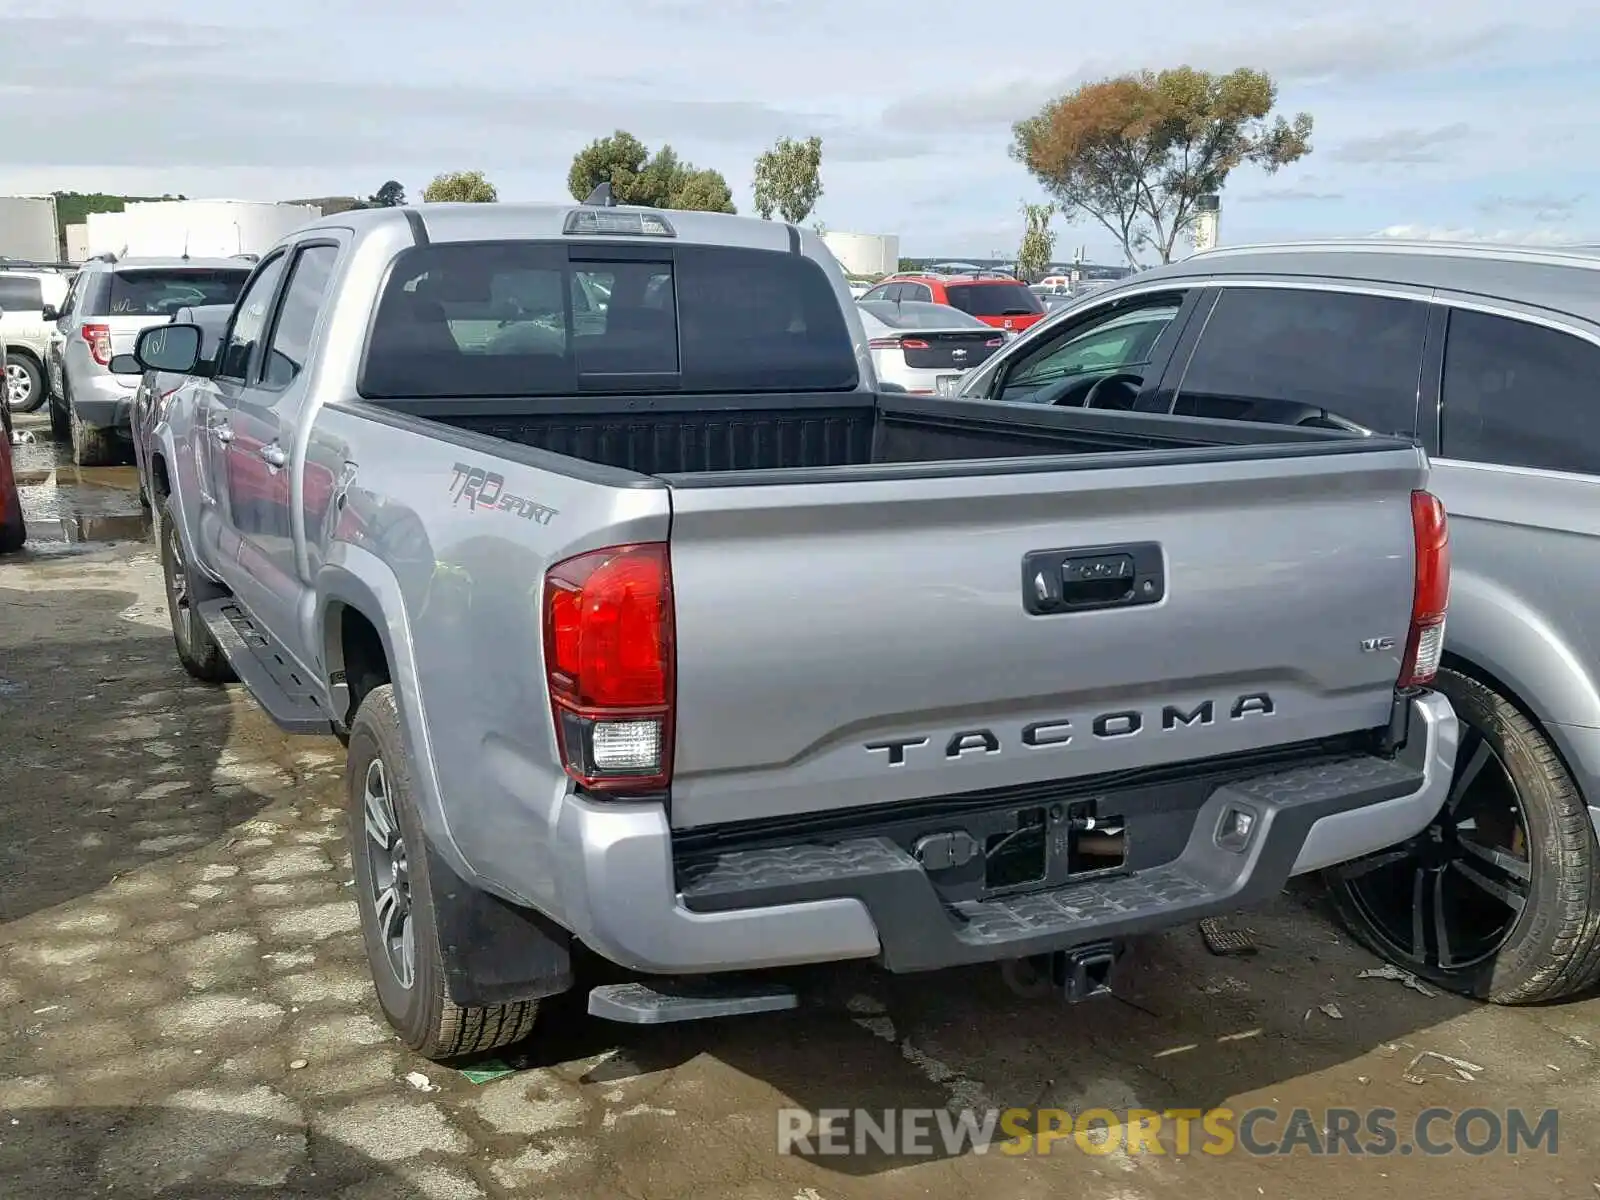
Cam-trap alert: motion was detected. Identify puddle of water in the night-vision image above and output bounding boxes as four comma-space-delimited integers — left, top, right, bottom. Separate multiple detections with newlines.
10, 417, 150, 548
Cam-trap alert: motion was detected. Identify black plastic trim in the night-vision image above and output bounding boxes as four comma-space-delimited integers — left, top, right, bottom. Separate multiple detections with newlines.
402, 208, 429, 245
321, 398, 665, 488
786, 224, 801, 254
425, 841, 574, 1006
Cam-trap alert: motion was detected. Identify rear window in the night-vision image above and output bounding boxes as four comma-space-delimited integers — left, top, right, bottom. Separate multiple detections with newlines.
94, 269, 251, 317
858, 300, 989, 329
0, 274, 44, 312
943, 282, 1045, 318
360, 240, 859, 398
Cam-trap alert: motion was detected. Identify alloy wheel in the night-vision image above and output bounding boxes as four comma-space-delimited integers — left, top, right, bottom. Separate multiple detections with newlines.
1335, 723, 1533, 970
5, 363, 31, 409
362, 757, 416, 989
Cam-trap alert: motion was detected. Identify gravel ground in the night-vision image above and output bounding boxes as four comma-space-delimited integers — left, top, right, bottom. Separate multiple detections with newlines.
3, 416, 1600, 1198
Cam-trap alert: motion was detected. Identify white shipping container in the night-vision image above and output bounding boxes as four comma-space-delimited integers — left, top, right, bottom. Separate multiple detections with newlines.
0, 196, 61, 261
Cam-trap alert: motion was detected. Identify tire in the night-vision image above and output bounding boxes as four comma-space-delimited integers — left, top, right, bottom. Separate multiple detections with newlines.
71, 408, 117, 467
159, 495, 235, 683
346, 684, 541, 1061
1326, 666, 1600, 1004
6, 354, 45, 413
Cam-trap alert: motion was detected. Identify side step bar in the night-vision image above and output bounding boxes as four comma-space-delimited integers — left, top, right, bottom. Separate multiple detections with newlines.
197, 599, 334, 734
588, 979, 798, 1025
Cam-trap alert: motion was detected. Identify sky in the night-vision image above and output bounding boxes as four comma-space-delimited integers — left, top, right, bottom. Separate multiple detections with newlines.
2, 0, 1597, 261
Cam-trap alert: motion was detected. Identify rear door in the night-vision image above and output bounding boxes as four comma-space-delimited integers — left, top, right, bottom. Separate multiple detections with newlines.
1152, 281, 1433, 436
224, 239, 343, 648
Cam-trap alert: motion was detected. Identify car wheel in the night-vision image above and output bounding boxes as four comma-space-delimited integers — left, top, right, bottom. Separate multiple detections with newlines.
6, 355, 45, 414
70, 409, 117, 467
346, 683, 541, 1061
159, 495, 234, 683
1326, 666, 1600, 1004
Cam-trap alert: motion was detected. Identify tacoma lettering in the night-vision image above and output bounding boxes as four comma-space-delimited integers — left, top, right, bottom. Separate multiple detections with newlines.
866, 693, 1275, 764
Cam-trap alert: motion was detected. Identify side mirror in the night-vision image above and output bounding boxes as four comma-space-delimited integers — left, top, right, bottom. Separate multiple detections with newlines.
109, 353, 143, 376
39, 304, 59, 322
134, 323, 202, 374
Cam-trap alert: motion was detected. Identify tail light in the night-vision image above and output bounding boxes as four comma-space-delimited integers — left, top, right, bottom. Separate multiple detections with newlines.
1398, 490, 1449, 689
867, 337, 901, 350
82, 324, 112, 366
543, 542, 675, 793
899, 338, 930, 350
984, 336, 1004, 348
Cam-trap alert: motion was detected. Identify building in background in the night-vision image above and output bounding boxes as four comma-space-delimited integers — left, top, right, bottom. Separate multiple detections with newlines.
82, 200, 322, 259
0, 196, 63, 262
822, 231, 900, 278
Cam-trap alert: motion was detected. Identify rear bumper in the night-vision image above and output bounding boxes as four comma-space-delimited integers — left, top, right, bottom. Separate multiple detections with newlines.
553, 691, 1457, 975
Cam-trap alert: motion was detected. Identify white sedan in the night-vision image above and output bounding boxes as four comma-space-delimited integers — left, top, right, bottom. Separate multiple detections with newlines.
857, 300, 1009, 396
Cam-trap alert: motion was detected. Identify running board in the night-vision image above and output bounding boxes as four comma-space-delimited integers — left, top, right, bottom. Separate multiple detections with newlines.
587, 979, 798, 1025
197, 599, 334, 734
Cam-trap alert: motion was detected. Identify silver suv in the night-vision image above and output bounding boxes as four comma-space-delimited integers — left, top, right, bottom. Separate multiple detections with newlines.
46, 255, 252, 465
1, 266, 72, 414
958, 239, 1600, 1006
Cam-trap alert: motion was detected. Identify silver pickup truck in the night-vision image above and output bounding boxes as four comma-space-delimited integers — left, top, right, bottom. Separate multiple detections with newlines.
119, 198, 1458, 1062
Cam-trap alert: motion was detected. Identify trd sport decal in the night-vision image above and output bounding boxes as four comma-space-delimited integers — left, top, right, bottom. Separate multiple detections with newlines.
448, 463, 559, 524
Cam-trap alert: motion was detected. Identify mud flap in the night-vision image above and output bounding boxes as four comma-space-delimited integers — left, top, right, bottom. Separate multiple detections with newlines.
425, 843, 574, 1007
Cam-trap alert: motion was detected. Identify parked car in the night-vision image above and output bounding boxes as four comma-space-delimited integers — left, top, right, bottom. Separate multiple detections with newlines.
958, 237, 1600, 1003
857, 299, 1007, 395
45, 255, 253, 465
1, 266, 72, 413
123, 200, 1454, 1063
860, 271, 1048, 333
129, 304, 234, 511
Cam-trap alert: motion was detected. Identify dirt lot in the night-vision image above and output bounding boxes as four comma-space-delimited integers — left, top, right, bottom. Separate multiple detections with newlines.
4, 414, 1600, 1198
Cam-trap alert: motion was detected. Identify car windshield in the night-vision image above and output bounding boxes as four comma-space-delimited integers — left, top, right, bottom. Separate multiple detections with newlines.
942, 282, 1045, 318
858, 300, 989, 329
360, 240, 860, 398
102, 269, 251, 317
1009, 303, 1183, 387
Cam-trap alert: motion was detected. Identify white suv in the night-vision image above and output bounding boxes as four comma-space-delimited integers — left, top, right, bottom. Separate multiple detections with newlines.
1, 267, 72, 415
46, 255, 252, 464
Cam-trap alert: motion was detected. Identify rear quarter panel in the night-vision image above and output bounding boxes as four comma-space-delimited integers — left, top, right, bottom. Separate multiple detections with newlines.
305, 405, 672, 913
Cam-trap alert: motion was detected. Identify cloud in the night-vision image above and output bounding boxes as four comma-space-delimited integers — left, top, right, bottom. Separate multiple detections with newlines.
1373, 224, 1582, 246
1331, 123, 1473, 165
1476, 193, 1586, 223
1236, 188, 1345, 203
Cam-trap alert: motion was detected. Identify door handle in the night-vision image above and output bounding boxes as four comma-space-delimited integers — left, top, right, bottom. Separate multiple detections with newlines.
258, 443, 287, 468
211, 423, 234, 444
1022, 542, 1166, 615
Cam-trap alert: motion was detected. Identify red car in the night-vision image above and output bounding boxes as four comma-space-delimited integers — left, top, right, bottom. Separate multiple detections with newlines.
0, 393, 23, 554
859, 271, 1048, 333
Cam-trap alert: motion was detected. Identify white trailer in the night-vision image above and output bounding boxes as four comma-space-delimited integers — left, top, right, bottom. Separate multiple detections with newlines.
0, 197, 62, 262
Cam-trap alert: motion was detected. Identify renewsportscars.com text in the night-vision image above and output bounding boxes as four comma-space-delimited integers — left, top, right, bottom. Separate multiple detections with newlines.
776, 1106, 1559, 1158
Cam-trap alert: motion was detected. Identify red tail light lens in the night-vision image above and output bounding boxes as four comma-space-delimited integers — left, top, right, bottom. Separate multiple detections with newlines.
543, 542, 675, 793
1398, 490, 1449, 688
899, 338, 930, 350
867, 337, 901, 350
984, 336, 1004, 347
82, 324, 112, 366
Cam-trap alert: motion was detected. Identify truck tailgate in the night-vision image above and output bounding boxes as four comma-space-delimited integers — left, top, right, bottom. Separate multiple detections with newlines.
665, 446, 1426, 829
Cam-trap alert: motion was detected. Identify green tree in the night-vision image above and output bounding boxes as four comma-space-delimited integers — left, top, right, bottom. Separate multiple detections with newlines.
422, 170, 498, 203
567, 131, 735, 213
1011, 66, 1312, 265
369, 180, 406, 207
752, 135, 824, 224
1016, 202, 1057, 282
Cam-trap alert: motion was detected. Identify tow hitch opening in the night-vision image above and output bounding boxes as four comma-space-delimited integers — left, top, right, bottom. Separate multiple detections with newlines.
1000, 939, 1125, 1003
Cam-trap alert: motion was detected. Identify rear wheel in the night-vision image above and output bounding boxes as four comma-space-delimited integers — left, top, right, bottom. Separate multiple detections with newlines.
6, 355, 45, 413
1326, 667, 1600, 1003
346, 684, 541, 1060
159, 495, 234, 683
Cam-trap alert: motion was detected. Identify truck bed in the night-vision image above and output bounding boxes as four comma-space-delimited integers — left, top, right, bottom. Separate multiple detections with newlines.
380, 390, 1386, 482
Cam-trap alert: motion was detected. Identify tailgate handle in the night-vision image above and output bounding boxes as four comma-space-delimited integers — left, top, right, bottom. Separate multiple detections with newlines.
1022, 542, 1165, 616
